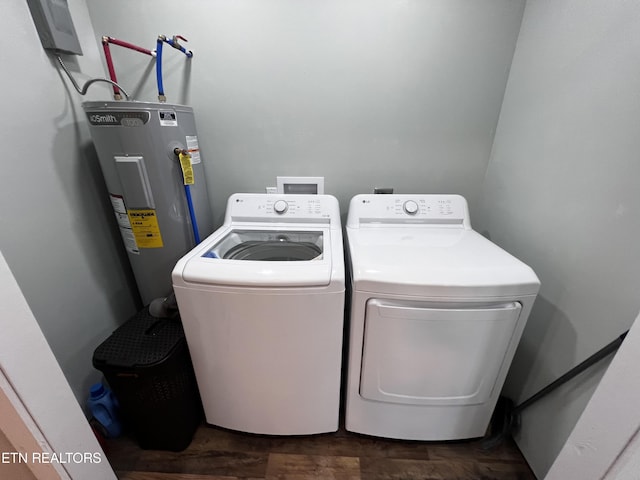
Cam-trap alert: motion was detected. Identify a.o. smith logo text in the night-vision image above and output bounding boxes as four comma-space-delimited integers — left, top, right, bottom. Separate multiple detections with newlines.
87, 111, 150, 126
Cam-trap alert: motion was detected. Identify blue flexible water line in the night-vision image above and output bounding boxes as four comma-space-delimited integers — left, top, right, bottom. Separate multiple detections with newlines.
183, 184, 201, 244
156, 38, 164, 97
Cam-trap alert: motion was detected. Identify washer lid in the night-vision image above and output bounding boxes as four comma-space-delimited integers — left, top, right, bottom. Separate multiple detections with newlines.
347, 228, 540, 297
178, 228, 334, 287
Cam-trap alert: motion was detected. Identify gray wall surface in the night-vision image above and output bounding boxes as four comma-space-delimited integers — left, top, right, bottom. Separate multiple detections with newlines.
478, 0, 640, 476
85, 0, 525, 225
0, 0, 138, 405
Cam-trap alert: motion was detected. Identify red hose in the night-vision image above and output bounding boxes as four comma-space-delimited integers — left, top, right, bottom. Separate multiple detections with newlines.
100, 36, 155, 99
105, 37, 154, 57
101, 40, 120, 97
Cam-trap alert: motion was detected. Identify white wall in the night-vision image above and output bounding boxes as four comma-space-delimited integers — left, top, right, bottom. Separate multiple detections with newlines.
0, 0, 138, 405
545, 313, 640, 480
478, 0, 640, 477
0, 252, 116, 479
85, 0, 525, 224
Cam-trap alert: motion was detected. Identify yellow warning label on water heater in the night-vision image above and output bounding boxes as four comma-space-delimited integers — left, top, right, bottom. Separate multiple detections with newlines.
127, 209, 164, 248
179, 152, 195, 185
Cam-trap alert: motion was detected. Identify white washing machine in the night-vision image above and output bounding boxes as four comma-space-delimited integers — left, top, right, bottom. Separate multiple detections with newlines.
344, 194, 540, 440
172, 193, 345, 435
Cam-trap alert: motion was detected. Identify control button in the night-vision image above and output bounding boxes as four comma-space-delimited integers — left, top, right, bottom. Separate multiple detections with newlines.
403, 200, 419, 215
273, 200, 288, 214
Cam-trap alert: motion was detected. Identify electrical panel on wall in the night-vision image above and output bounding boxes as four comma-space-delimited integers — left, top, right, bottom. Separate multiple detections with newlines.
27, 0, 83, 55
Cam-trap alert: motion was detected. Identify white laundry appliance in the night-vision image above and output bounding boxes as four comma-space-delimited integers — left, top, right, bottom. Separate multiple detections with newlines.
344, 194, 540, 440
172, 193, 345, 435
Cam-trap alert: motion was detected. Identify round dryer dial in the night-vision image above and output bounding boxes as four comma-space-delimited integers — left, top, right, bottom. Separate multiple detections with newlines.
274, 200, 289, 214
403, 200, 419, 215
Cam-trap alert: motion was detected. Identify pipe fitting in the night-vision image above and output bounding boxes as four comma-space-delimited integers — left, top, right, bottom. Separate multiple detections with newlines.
174, 147, 188, 157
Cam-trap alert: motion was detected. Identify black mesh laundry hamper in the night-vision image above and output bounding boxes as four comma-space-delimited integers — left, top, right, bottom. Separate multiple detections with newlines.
93, 308, 203, 451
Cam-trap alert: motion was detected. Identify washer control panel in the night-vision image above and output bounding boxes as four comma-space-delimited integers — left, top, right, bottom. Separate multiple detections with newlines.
347, 194, 470, 227
226, 194, 337, 224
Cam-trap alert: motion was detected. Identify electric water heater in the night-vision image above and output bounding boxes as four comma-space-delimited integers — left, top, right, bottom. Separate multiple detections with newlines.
83, 101, 213, 305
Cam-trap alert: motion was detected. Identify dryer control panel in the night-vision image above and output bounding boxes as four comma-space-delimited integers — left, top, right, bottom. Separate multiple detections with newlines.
226, 193, 339, 225
346, 194, 471, 228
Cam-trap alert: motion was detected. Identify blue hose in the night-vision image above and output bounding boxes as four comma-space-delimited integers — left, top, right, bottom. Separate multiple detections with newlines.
184, 184, 201, 244
156, 38, 164, 97
156, 35, 193, 99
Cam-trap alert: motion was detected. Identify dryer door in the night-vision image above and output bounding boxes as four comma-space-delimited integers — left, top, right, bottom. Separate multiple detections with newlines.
359, 299, 521, 406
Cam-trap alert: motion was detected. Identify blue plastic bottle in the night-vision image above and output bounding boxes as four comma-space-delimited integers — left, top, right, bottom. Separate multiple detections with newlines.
87, 383, 122, 438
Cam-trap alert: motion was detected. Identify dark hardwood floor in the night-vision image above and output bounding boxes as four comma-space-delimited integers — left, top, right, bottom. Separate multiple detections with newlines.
104, 423, 535, 480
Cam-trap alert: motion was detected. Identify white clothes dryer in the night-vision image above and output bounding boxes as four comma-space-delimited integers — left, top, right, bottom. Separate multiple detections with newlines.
172, 193, 345, 435
344, 194, 540, 441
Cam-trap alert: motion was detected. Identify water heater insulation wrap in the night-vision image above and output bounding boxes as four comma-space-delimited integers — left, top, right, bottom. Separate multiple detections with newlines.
83, 101, 213, 305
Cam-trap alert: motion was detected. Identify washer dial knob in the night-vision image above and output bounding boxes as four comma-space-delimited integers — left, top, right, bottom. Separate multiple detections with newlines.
273, 200, 289, 214
403, 200, 419, 215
